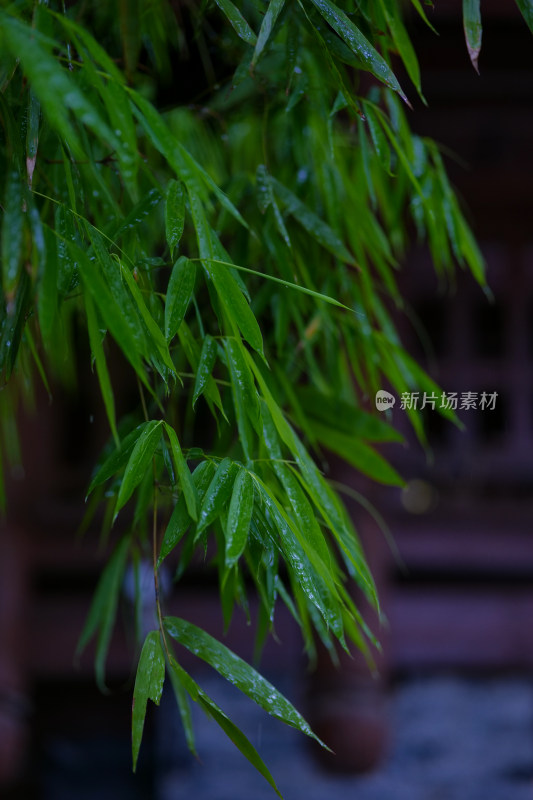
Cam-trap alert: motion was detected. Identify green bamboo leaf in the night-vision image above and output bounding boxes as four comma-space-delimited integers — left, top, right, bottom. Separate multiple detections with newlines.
164, 256, 196, 341
380, 0, 424, 97
163, 422, 198, 521
192, 335, 217, 409
0, 270, 30, 378
296, 386, 403, 442
254, 481, 343, 637
1, 15, 119, 159
178, 322, 227, 419
311, 421, 404, 486
252, 0, 286, 66
158, 460, 216, 565
260, 404, 334, 572
119, 0, 142, 80
248, 355, 377, 605
196, 457, 238, 536
213, 0, 257, 45
71, 241, 149, 387
165, 179, 185, 258
165, 617, 325, 746
26, 90, 40, 188
362, 102, 392, 174
85, 291, 118, 445
256, 165, 291, 248
129, 91, 249, 230
223, 337, 261, 430
514, 0, 533, 34
1, 169, 24, 295
168, 657, 282, 798
33, 218, 57, 349
114, 420, 163, 519
463, 0, 482, 73
307, 0, 408, 103
119, 260, 177, 377
223, 340, 254, 464
167, 657, 197, 756
76, 535, 130, 690
188, 189, 264, 355
225, 468, 254, 567
109, 188, 162, 242
132, 631, 165, 772
87, 424, 146, 496
271, 177, 355, 264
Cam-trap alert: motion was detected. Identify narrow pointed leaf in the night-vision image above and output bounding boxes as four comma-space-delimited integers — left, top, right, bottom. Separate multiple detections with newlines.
1, 169, 24, 295
85, 292, 118, 444
167, 658, 197, 756
76, 536, 130, 690
114, 420, 163, 518
252, 0, 286, 66
165, 617, 325, 745
132, 631, 166, 771
225, 468, 254, 567
165, 179, 185, 258
168, 657, 281, 797
87, 424, 146, 496
192, 335, 217, 409
308, 0, 408, 102
463, 0, 482, 73
214, 0, 257, 45
163, 422, 198, 521
158, 460, 215, 564
196, 458, 238, 535
514, 0, 533, 34
271, 178, 354, 263
165, 256, 196, 341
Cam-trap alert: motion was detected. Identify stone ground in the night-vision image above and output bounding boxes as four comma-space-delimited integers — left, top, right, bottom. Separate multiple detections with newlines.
39, 673, 533, 800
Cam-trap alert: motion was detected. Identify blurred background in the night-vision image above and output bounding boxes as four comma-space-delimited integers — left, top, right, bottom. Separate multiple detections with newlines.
2, 2, 533, 798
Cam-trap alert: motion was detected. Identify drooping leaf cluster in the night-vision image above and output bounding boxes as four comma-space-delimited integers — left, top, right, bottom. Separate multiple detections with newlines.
1, 0, 522, 793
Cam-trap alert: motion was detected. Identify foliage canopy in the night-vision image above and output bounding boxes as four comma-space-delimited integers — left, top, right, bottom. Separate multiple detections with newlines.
1, 0, 525, 792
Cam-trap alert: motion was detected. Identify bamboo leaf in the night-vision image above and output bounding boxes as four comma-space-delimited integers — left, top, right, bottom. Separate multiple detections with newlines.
252, 0, 286, 66
167, 657, 197, 756
163, 422, 198, 521
311, 420, 404, 486
192, 334, 217, 409
196, 457, 238, 536
165, 256, 196, 341
463, 0, 482, 73
213, 0, 257, 45
168, 657, 282, 798
165, 617, 325, 745
1, 169, 24, 295
188, 189, 264, 355
380, 0, 424, 97
114, 421, 163, 519
271, 177, 355, 263
225, 467, 254, 567
87, 424, 145, 496
1, 15, 119, 159
85, 291, 118, 445
307, 0, 408, 103
119, 260, 177, 378
158, 460, 216, 564
132, 631, 165, 772
165, 179, 185, 258
515, 0, 533, 34
76, 536, 130, 690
